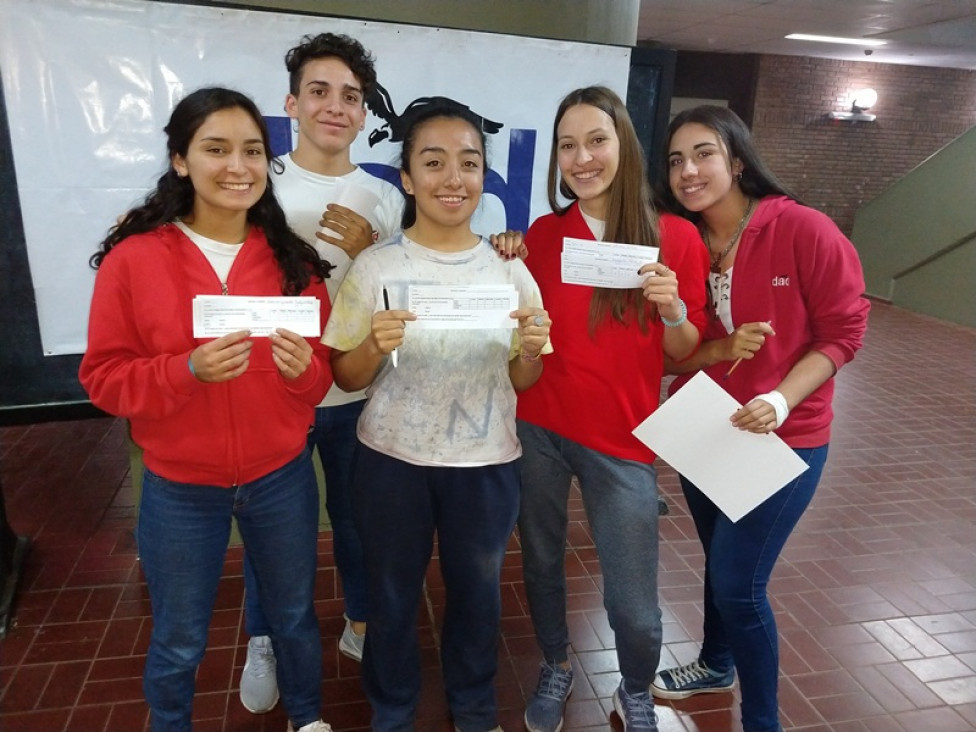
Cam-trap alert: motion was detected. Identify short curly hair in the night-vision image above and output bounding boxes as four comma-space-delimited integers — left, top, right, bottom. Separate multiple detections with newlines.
285, 33, 377, 100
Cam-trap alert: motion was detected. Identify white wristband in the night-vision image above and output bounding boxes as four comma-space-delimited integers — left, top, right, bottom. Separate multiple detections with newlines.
755, 390, 790, 428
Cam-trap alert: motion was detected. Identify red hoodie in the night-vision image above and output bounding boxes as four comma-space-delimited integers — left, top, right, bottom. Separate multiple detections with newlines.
79, 223, 333, 486
670, 195, 870, 447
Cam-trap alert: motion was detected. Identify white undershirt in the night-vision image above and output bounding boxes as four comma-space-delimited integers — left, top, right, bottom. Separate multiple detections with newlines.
580, 209, 606, 241
709, 267, 735, 334
175, 220, 243, 286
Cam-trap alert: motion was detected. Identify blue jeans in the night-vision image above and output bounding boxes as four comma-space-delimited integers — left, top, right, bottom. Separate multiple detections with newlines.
682, 444, 828, 732
245, 400, 368, 635
517, 420, 662, 693
354, 444, 520, 732
138, 450, 322, 731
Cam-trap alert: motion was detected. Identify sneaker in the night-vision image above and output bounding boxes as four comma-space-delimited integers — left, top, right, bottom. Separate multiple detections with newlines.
612, 683, 658, 731
651, 659, 735, 700
240, 635, 279, 713
524, 660, 574, 732
286, 722, 333, 732
338, 617, 365, 662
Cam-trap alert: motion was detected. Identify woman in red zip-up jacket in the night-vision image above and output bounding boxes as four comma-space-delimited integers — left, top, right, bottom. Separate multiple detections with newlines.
652, 105, 869, 732
79, 88, 334, 732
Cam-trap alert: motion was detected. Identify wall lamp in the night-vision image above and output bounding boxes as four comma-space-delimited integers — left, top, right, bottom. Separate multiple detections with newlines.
829, 88, 878, 122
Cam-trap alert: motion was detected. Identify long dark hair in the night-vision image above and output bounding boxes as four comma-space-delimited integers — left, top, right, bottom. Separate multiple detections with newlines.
90, 87, 331, 294
548, 86, 661, 333
660, 105, 800, 223
398, 104, 489, 230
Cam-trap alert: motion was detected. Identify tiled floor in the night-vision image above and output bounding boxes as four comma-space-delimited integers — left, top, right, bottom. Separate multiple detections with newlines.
1, 300, 974, 732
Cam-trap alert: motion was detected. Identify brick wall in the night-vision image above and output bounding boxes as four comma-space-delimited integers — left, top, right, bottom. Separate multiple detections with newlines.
751, 55, 976, 235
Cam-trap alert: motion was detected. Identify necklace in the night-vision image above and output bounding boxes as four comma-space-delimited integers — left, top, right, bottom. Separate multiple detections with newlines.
703, 198, 755, 274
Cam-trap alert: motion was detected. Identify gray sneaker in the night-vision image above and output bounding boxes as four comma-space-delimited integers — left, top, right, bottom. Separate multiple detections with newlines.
338, 617, 365, 662
524, 661, 574, 732
612, 683, 658, 731
240, 635, 279, 713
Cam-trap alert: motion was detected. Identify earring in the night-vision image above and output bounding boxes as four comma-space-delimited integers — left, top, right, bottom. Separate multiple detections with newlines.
292, 120, 300, 134
733, 171, 743, 182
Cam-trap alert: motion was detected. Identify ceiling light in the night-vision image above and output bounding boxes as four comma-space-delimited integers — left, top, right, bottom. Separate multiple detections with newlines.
786, 33, 887, 47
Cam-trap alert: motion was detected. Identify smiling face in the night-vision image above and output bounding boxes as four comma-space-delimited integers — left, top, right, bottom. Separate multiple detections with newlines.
667, 121, 741, 214
285, 56, 367, 167
171, 106, 268, 223
400, 116, 484, 243
555, 103, 620, 219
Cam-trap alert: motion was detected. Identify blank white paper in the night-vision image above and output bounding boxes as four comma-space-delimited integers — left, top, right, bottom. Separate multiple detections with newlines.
632, 371, 809, 522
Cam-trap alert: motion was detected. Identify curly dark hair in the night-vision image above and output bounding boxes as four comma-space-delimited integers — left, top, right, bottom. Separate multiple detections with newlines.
90, 87, 331, 294
285, 33, 377, 99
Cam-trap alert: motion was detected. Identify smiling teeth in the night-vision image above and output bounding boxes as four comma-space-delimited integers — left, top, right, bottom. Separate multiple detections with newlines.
222, 183, 250, 190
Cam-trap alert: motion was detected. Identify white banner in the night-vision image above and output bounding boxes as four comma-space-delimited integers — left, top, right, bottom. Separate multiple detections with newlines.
0, 0, 630, 356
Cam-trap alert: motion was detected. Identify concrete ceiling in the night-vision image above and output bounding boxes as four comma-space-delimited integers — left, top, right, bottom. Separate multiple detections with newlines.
636, 0, 976, 70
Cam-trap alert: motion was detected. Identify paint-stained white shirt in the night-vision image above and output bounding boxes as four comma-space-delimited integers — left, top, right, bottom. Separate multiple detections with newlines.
323, 233, 544, 467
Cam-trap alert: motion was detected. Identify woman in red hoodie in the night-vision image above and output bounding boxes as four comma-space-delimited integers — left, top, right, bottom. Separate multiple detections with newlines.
80, 87, 333, 732
652, 105, 869, 732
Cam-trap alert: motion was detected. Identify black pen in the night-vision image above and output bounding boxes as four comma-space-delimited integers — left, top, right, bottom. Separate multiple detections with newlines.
382, 286, 398, 368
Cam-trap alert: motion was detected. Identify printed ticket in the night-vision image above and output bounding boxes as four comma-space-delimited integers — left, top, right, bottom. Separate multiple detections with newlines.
406, 284, 518, 330
192, 296, 320, 338
561, 237, 659, 289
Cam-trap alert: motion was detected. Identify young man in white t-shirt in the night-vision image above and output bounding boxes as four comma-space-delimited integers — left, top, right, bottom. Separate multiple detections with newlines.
239, 33, 403, 718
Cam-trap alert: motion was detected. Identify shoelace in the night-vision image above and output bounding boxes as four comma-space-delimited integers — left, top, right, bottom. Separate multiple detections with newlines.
620, 689, 656, 729
248, 644, 275, 678
537, 664, 572, 699
668, 660, 713, 686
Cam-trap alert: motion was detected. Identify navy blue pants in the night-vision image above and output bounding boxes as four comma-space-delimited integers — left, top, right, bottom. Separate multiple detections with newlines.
353, 443, 520, 732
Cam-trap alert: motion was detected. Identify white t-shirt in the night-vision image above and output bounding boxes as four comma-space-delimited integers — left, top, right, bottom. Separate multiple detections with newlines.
273, 153, 403, 406
174, 220, 242, 286
323, 233, 546, 467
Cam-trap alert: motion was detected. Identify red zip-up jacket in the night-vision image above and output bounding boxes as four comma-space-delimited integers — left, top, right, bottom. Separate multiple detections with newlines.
670, 195, 869, 447
79, 223, 332, 486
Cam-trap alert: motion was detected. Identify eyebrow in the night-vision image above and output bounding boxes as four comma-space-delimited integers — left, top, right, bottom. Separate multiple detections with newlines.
198, 136, 264, 145
419, 145, 483, 157
558, 127, 610, 142
304, 80, 363, 95
669, 141, 718, 157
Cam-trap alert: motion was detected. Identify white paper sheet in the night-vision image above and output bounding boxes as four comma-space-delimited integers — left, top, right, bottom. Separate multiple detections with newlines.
632, 371, 809, 522
406, 284, 518, 330
561, 237, 659, 288
192, 296, 321, 338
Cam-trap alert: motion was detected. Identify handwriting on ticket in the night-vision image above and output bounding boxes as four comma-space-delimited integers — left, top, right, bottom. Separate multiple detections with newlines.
561, 237, 659, 289
192, 296, 320, 338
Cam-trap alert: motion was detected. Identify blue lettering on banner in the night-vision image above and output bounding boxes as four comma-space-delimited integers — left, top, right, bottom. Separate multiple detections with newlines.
264, 115, 537, 234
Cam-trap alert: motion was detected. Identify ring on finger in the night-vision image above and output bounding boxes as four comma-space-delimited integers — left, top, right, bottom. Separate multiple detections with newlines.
533, 315, 544, 326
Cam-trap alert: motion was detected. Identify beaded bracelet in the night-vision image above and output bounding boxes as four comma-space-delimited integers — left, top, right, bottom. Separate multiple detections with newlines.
660, 298, 688, 328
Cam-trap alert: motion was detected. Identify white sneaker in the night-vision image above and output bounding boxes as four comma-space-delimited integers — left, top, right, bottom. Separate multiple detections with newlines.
240, 635, 279, 713
338, 617, 365, 662
286, 721, 334, 732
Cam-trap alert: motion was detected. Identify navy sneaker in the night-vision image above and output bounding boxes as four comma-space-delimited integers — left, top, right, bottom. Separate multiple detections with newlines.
612, 682, 658, 731
651, 659, 735, 699
524, 661, 574, 732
